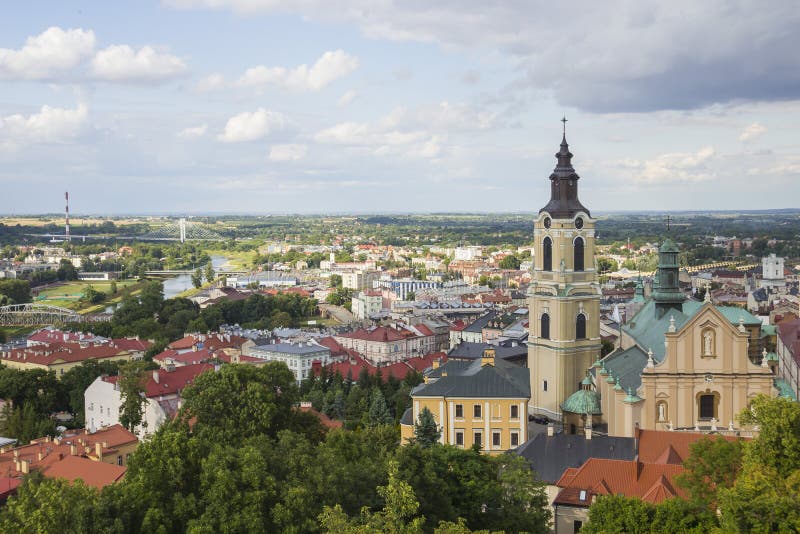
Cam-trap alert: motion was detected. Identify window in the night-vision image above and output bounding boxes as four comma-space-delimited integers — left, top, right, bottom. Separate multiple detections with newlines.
455, 431, 464, 447
492, 432, 501, 448
543, 237, 552, 271
574, 237, 585, 271
543, 380, 548, 392
117, 455, 123, 466
576, 313, 587, 340
699, 394, 715, 420
510, 431, 519, 447
474, 431, 482, 447
541, 313, 550, 340
473, 404, 482, 419
510, 405, 519, 419
574, 520, 583, 533
455, 404, 463, 418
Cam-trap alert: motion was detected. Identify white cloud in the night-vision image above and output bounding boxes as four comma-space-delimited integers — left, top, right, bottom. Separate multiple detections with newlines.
739, 122, 767, 142
268, 143, 307, 161
337, 90, 358, 107
92, 45, 187, 82
166, 0, 800, 112
0, 104, 89, 148
622, 146, 717, 184
314, 110, 442, 159
0, 27, 96, 80
236, 50, 359, 92
218, 108, 287, 142
177, 124, 208, 138
196, 72, 226, 92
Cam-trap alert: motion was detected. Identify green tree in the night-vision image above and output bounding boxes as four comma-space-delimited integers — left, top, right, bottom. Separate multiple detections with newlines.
318, 459, 425, 534
57, 258, 79, 281
204, 262, 215, 283
0, 279, 32, 304
118, 361, 148, 433
582, 494, 653, 534
0, 474, 101, 533
367, 388, 393, 427
738, 395, 800, 477
330, 274, 343, 288
412, 407, 440, 448
597, 257, 619, 273
498, 254, 521, 270
191, 268, 203, 289
676, 436, 744, 510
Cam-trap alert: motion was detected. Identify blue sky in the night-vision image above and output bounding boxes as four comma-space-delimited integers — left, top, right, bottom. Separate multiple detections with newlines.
1, 1, 799, 214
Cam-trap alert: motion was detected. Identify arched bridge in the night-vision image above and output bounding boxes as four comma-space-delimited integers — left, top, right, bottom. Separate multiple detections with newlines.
0, 304, 111, 326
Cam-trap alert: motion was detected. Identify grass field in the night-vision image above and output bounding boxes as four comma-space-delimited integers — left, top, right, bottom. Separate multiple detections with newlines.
205, 249, 254, 271
0, 216, 145, 227
33, 280, 140, 312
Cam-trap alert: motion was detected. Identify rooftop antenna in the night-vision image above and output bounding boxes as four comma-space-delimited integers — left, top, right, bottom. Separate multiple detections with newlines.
65, 191, 71, 242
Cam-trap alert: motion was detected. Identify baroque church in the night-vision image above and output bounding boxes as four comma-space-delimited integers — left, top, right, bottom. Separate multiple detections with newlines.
527, 124, 781, 438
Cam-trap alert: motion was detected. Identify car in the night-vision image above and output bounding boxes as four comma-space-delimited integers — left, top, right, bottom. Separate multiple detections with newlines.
529, 414, 550, 425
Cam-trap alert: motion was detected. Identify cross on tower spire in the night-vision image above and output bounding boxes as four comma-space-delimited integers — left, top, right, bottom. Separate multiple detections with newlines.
561, 116, 568, 137
664, 214, 673, 231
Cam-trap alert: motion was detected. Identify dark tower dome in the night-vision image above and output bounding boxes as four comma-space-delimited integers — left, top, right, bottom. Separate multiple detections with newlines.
539, 118, 590, 218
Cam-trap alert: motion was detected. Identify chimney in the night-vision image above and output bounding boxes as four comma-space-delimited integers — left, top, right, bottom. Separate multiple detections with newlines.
480, 347, 496, 367
95, 442, 103, 460
21, 460, 29, 474
547, 423, 554, 437
70, 444, 78, 456
634, 422, 641, 461
153, 370, 159, 383
432, 358, 440, 369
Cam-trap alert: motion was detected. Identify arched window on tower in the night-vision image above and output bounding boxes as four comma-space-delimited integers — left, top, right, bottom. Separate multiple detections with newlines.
574, 237, 584, 272
576, 313, 586, 340
541, 313, 550, 340
543, 237, 552, 272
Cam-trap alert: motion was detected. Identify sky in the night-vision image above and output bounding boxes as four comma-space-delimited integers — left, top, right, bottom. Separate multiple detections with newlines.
1, 1, 799, 215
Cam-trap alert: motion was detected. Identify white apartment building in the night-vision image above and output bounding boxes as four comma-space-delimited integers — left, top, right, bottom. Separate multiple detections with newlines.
244, 341, 331, 383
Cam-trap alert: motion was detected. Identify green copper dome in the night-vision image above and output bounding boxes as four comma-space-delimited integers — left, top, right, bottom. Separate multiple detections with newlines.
659, 237, 680, 254
560, 388, 602, 415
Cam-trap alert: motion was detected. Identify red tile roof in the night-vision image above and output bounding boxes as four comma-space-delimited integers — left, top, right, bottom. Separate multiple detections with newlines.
318, 337, 349, 357
0, 425, 137, 490
42, 455, 126, 489
637, 429, 744, 464
104, 363, 213, 398
554, 458, 686, 507
1, 343, 131, 366
338, 326, 412, 342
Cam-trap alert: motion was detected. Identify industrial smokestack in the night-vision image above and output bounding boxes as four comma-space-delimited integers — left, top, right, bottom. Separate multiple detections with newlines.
65, 191, 70, 242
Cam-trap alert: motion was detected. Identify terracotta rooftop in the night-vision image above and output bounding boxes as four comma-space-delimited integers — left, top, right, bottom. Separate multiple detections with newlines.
637, 429, 744, 464
104, 363, 213, 398
0, 425, 137, 490
168, 333, 247, 351
554, 458, 686, 507
41, 455, 126, 489
337, 326, 413, 342
1, 343, 131, 366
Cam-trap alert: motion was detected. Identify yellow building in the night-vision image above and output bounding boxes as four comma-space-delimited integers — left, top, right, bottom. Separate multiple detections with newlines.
527, 127, 602, 419
570, 238, 782, 438
401, 349, 530, 454
0, 341, 143, 377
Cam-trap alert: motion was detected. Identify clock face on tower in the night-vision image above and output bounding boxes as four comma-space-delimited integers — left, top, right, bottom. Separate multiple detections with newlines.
543, 217, 551, 229
575, 217, 584, 229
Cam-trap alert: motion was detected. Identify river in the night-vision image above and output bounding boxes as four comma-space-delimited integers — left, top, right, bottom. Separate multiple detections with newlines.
104, 255, 232, 312
162, 255, 231, 299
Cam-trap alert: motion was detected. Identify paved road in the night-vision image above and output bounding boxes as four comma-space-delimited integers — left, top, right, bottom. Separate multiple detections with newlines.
318, 303, 355, 324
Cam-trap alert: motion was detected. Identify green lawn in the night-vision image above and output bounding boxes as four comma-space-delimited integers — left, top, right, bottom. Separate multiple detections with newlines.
33, 280, 140, 312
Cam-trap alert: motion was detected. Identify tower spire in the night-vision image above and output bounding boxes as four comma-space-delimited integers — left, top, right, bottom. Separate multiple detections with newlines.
539, 118, 589, 218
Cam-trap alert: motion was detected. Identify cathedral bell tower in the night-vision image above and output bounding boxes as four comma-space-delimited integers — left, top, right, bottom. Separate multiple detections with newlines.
527, 120, 601, 417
